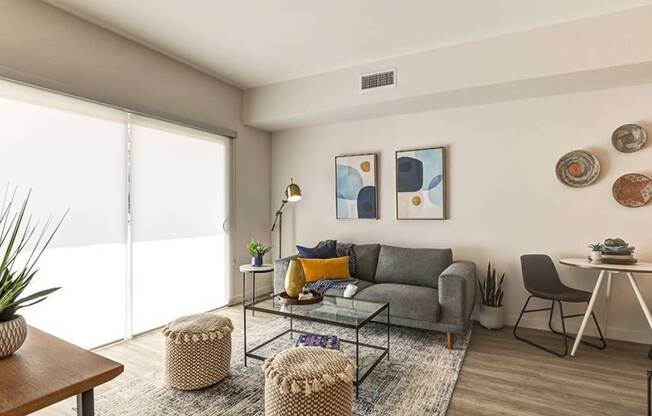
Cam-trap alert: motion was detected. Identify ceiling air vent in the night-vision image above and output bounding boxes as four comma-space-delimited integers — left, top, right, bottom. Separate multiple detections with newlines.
360, 68, 396, 91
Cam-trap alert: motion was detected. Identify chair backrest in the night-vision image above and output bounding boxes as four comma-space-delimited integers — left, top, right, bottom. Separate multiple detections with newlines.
520, 254, 564, 294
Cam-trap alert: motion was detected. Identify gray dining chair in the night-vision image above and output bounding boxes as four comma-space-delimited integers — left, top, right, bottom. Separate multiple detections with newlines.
514, 254, 606, 357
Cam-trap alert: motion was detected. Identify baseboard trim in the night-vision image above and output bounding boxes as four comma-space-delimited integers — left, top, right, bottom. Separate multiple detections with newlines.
504, 313, 652, 345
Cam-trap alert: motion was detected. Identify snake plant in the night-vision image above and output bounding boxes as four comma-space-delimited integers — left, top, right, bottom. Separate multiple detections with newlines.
477, 262, 505, 307
0, 186, 66, 323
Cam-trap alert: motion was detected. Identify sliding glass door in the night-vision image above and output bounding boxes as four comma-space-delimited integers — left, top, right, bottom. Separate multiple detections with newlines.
130, 116, 230, 334
0, 79, 231, 348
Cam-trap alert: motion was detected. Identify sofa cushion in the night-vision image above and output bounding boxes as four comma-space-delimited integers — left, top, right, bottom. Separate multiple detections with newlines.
296, 240, 337, 259
355, 283, 440, 322
352, 244, 381, 282
374, 245, 452, 288
335, 242, 356, 276
298, 257, 351, 282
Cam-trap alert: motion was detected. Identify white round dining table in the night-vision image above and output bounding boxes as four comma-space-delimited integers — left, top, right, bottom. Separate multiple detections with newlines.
559, 258, 652, 357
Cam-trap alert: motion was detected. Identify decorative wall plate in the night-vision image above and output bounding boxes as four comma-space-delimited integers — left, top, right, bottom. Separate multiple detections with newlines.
555, 150, 601, 187
612, 173, 652, 207
612, 124, 647, 153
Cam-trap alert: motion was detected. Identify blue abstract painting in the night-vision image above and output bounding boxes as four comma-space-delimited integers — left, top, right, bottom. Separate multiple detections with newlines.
396, 147, 445, 219
336, 154, 377, 219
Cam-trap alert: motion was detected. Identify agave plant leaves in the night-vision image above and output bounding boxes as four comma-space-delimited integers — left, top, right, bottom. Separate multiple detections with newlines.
0, 186, 66, 322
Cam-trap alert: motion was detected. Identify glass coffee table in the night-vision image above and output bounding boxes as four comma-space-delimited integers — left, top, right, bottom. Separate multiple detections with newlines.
243, 293, 390, 397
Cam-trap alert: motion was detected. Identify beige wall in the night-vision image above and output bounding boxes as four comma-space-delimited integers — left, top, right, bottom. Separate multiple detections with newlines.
272, 83, 652, 344
0, 0, 272, 302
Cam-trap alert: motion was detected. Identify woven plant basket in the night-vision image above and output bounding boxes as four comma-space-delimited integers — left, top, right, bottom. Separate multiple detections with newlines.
0, 315, 27, 359
263, 347, 354, 416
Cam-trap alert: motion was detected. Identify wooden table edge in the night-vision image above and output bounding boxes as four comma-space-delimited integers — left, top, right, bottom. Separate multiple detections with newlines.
559, 258, 652, 273
3, 364, 123, 416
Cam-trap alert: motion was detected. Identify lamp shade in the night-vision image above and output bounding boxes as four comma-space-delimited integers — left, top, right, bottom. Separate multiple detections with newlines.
285, 179, 302, 202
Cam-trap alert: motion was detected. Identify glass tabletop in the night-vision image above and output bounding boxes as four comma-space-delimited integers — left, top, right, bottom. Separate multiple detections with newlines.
246, 293, 389, 329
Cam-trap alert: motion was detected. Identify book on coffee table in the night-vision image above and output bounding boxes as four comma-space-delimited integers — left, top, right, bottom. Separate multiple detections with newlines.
294, 334, 340, 350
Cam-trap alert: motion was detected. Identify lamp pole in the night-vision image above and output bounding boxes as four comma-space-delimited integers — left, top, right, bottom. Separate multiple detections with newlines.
271, 178, 301, 260
271, 199, 287, 259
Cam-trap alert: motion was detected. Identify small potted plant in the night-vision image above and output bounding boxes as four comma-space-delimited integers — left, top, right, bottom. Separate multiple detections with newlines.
246, 239, 271, 267
477, 262, 505, 330
588, 243, 603, 264
0, 188, 65, 358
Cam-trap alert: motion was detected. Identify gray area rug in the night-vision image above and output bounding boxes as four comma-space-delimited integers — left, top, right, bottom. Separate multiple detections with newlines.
96, 317, 471, 416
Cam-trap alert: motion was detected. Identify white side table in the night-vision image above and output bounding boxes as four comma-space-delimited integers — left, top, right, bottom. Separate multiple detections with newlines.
239, 264, 274, 316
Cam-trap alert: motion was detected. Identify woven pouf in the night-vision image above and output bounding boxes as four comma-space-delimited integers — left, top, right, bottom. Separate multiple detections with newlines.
263, 347, 354, 416
162, 313, 233, 390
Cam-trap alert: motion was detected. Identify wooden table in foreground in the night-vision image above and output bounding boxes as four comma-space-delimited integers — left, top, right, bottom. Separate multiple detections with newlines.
559, 258, 652, 357
0, 327, 123, 416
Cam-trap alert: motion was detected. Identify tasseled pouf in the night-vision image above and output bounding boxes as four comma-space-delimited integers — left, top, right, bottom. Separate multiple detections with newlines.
263, 347, 354, 416
162, 313, 234, 390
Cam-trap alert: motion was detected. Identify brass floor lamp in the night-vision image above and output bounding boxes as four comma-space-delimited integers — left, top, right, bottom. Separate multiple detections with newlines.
271, 178, 302, 259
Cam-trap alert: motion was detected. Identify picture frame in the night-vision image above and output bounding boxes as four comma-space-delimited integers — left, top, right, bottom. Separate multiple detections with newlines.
335, 153, 378, 219
395, 146, 446, 220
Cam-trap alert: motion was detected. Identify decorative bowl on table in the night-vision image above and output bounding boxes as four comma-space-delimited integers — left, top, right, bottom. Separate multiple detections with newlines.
278, 290, 323, 305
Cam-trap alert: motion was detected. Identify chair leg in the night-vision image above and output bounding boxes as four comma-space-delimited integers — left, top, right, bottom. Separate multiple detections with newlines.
512, 296, 533, 338
447, 332, 454, 350
557, 301, 569, 357
547, 300, 556, 333
513, 296, 567, 357
548, 301, 606, 350
589, 307, 607, 350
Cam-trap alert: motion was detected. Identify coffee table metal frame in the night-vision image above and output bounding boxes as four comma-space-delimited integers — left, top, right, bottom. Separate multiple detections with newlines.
243, 294, 390, 398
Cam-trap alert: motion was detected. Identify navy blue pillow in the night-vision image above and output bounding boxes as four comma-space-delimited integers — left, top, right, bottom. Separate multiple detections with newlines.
297, 240, 337, 259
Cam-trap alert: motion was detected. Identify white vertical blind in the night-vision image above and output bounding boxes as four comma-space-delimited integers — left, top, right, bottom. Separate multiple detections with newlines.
130, 116, 229, 334
0, 79, 127, 348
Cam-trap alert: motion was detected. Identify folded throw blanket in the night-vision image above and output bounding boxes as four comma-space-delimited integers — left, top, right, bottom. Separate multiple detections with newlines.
306, 278, 358, 296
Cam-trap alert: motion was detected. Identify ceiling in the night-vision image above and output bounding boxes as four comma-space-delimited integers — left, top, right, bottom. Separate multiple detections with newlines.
45, 0, 652, 88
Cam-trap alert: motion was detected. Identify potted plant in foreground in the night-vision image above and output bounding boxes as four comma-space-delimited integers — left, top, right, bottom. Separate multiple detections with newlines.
0, 188, 65, 358
477, 262, 505, 330
246, 239, 271, 267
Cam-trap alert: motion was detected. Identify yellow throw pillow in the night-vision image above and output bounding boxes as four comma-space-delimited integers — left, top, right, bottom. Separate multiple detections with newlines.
298, 256, 351, 283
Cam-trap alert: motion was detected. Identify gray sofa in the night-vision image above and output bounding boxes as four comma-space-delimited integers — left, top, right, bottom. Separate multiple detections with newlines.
274, 242, 476, 348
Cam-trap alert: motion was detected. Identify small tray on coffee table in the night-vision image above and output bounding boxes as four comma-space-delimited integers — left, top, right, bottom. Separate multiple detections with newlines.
278, 290, 322, 305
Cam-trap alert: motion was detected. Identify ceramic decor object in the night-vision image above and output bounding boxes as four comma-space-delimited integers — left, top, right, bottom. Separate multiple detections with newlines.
0, 315, 27, 359
284, 259, 305, 298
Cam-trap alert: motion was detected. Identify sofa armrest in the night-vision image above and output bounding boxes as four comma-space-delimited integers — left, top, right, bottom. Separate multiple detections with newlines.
273, 255, 298, 293
438, 261, 476, 330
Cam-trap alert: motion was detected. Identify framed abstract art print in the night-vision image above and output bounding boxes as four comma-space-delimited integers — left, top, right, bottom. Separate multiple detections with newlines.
335, 153, 378, 219
395, 147, 446, 219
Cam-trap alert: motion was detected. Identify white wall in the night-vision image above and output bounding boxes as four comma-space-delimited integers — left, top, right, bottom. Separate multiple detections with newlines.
272, 83, 652, 344
0, 0, 272, 304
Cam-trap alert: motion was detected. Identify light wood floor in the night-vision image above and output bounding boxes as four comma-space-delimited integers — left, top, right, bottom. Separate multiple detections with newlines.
35, 303, 650, 416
